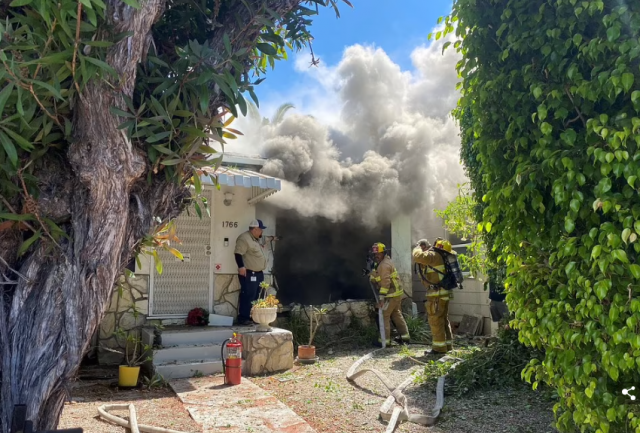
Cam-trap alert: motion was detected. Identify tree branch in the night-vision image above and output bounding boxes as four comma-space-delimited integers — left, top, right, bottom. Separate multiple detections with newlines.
564, 86, 586, 128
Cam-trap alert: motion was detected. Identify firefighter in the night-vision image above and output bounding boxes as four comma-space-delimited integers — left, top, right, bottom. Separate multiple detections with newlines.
413, 238, 454, 355
369, 242, 410, 346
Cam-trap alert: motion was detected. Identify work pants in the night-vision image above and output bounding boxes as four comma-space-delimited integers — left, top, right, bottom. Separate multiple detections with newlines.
379, 296, 410, 344
238, 270, 264, 322
426, 296, 453, 352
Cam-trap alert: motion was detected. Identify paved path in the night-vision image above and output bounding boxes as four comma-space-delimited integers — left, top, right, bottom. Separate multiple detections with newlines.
170, 375, 316, 433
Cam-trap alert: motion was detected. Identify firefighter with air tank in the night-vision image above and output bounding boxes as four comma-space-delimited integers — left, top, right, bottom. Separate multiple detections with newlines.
413, 237, 464, 355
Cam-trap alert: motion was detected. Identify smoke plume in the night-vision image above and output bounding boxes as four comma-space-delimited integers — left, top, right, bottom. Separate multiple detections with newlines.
233, 28, 466, 235
229, 28, 468, 304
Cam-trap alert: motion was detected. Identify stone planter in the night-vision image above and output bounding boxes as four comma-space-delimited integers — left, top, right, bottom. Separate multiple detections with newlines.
251, 307, 278, 332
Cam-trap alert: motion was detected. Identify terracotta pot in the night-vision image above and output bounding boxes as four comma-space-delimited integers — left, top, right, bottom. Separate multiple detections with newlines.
298, 345, 316, 360
251, 307, 278, 332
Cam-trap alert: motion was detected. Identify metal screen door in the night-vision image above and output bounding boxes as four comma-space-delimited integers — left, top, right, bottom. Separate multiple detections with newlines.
150, 190, 212, 316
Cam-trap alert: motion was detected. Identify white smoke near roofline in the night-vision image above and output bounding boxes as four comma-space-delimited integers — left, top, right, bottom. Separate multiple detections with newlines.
230, 27, 467, 241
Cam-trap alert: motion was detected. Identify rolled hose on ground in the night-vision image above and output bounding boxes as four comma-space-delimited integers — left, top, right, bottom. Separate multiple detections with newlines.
346, 349, 462, 432
97, 404, 195, 433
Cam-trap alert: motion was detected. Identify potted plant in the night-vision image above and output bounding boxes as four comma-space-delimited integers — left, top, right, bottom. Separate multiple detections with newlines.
297, 306, 326, 361
103, 328, 152, 387
186, 307, 209, 326
250, 282, 280, 331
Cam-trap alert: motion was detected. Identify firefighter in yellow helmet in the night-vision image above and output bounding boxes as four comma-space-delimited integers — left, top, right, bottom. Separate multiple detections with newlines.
369, 242, 410, 346
413, 238, 454, 355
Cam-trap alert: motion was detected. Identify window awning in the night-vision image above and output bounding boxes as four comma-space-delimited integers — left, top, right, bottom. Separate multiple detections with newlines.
201, 167, 282, 204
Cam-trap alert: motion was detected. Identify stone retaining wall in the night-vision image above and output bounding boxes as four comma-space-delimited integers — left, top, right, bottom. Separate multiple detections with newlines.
279, 300, 376, 336
98, 275, 149, 364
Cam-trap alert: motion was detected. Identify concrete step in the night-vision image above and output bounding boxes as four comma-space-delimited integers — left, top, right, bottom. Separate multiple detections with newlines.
155, 359, 224, 380
155, 326, 255, 347
153, 344, 223, 364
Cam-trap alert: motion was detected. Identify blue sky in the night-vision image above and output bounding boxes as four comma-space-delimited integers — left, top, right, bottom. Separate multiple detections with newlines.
253, 0, 454, 107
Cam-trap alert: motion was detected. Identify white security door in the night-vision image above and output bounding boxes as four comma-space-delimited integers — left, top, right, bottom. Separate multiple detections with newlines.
150, 190, 213, 316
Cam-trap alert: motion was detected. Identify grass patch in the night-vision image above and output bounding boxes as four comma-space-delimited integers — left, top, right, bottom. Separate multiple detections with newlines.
404, 313, 431, 343
279, 314, 379, 350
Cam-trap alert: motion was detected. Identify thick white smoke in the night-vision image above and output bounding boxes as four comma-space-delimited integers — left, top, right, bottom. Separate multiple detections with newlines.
230, 28, 467, 236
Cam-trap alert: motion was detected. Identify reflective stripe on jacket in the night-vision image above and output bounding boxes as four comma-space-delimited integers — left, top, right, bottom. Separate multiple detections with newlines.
370, 256, 403, 298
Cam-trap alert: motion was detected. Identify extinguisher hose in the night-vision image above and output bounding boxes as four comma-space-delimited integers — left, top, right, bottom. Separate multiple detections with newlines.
221, 338, 231, 384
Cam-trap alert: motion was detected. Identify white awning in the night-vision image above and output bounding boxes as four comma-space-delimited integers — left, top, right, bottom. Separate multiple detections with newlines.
201, 167, 282, 204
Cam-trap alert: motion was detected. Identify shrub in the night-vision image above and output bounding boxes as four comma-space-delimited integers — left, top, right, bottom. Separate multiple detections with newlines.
444, 0, 640, 431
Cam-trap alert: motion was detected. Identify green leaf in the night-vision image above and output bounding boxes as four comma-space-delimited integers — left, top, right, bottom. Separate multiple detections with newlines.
485, 222, 492, 233
622, 73, 635, 93
256, 43, 278, 56
152, 250, 163, 274
570, 199, 580, 213
623, 228, 632, 244
533, 87, 542, 99
612, 249, 629, 263
18, 231, 41, 256
565, 261, 576, 276
598, 177, 612, 194
595, 280, 610, 300
591, 245, 602, 259
121, 0, 140, 7
540, 122, 552, 135
0, 83, 14, 115
607, 25, 620, 42
109, 106, 135, 118
632, 91, 640, 105
565, 217, 575, 233
160, 158, 182, 166
0, 213, 34, 221
9, 0, 33, 5
630, 264, 640, 279
152, 145, 176, 155
1, 127, 34, 151
223, 33, 232, 55
572, 34, 582, 46
0, 131, 18, 166
83, 56, 117, 76
146, 131, 171, 143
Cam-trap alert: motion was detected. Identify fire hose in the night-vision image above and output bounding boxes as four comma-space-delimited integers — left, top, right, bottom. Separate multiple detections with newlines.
368, 279, 388, 349
346, 349, 463, 432
363, 257, 388, 348
97, 404, 195, 433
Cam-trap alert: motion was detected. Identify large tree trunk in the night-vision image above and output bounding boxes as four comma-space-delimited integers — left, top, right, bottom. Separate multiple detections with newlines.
0, 0, 313, 429
0, 1, 186, 430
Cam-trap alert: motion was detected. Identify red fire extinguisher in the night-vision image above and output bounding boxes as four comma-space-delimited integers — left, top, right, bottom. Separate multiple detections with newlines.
222, 333, 242, 385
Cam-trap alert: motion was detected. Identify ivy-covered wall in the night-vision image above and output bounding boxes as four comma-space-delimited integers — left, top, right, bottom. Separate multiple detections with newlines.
446, 0, 640, 431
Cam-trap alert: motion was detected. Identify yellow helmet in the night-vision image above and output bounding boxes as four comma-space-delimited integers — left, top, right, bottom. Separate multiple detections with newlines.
371, 242, 387, 254
435, 239, 452, 252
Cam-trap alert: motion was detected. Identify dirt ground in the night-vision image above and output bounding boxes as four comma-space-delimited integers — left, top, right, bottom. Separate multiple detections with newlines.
59, 367, 201, 433
60, 345, 556, 433
251, 344, 557, 433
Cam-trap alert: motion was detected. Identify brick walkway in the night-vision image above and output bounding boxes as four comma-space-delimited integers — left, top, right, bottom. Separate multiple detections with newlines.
170, 375, 316, 433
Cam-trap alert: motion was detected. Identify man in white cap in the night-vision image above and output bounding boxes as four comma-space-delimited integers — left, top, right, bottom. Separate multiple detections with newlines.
234, 219, 268, 325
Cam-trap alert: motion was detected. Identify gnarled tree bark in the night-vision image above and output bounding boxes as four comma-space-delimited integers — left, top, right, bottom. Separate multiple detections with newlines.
0, 0, 312, 430
0, 1, 177, 430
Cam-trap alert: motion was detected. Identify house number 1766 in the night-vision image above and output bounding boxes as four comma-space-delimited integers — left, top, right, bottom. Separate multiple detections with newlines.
222, 221, 238, 228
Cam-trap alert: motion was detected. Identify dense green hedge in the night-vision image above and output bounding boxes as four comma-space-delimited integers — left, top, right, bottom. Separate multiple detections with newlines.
443, 1, 640, 431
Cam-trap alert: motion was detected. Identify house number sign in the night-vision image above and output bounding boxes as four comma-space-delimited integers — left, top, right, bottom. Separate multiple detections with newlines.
222, 221, 238, 228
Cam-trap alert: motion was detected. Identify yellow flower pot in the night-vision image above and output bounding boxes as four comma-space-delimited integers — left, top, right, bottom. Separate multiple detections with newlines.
119, 365, 140, 387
